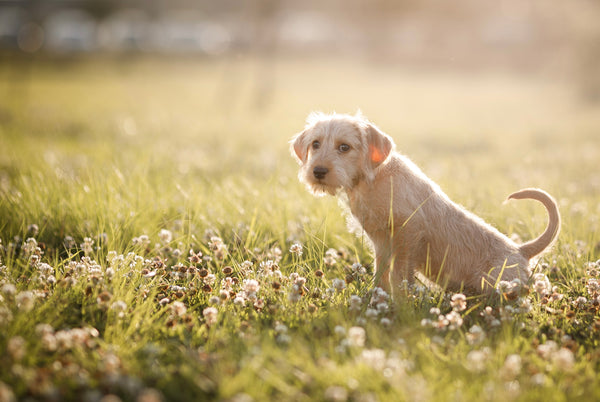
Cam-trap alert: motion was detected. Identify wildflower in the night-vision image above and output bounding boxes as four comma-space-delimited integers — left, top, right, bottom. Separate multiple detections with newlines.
537, 341, 558, 360
1, 283, 16, 297
133, 235, 151, 247
371, 287, 389, 304
159, 229, 172, 244
445, 310, 463, 330
7, 336, 26, 361
111, 300, 127, 318
334, 325, 346, 337
347, 326, 366, 347
332, 278, 346, 292
16, 291, 35, 312
80, 237, 94, 255
376, 302, 389, 314
23, 237, 38, 256
203, 307, 218, 325
233, 296, 246, 306
349, 295, 362, 311
450, 293, 467, 312
324, 248, 339, 266
274, 322, 290, 344
351, 263, 367, 276
208, 236, 227, 260
240, 260, 253, 275
243, 279, 260, 300
552, 348, 575, 371
532, 273, 551, 296
64, 236, 76, 249
171, 301, 187, 316
37, 263, 54, 276
500, 354, 522, 380
289, 242, 303, 257
466, 325, 486, 345
288, 285, 302, 303
359, 348, 387, 371
531, 373, 547, 386
324, 386, 348, 402
188, 249, 203, 264
0, 307, 12, 325
574, 296, 588, 309
465, 349, 488, 373
365, 308, 378, 319
380, 317, 392, 327
429, 307, 441, 316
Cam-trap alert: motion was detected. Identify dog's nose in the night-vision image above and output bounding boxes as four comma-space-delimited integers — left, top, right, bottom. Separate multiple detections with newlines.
313, 166, 329, 180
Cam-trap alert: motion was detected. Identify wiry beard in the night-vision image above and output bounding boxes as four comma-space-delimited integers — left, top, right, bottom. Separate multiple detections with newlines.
306, 181, 338, 196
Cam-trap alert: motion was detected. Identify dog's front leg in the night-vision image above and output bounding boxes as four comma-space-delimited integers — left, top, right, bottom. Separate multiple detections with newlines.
373, 252, 392, 293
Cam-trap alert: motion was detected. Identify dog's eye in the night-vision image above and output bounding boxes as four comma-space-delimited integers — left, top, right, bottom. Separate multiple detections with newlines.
312, 141, 320, 150
338, 143, 351, 153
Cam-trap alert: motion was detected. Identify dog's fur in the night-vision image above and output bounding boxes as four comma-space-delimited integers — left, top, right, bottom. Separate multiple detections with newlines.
291, 112, 560, 295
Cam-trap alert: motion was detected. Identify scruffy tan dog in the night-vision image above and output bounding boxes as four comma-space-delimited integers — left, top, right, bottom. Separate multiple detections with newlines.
291, 112, 560, 295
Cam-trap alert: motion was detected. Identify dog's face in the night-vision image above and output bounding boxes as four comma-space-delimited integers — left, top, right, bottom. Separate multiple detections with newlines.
291, 113, 394, 196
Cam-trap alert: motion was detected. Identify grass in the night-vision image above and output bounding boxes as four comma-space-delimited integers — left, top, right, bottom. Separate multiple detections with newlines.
0, 55, 599, 401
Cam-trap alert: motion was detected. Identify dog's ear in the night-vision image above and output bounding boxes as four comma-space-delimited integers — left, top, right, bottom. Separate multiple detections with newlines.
365, 123, 394, 168
290, 129, 309, 164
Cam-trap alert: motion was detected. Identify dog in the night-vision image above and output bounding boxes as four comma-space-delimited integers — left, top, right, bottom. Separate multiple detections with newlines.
290, 112, 560, 295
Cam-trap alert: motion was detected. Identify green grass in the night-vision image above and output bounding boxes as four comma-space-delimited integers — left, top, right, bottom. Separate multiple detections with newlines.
1, 56, 599, 401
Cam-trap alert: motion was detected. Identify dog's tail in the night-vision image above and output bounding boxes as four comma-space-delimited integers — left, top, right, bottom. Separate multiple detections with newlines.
508, 188, 560, 260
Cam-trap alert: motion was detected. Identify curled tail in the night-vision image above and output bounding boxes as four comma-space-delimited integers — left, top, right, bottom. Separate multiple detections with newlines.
508, 188, 560, 260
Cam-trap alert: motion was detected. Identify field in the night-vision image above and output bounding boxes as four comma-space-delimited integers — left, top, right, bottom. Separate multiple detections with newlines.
1, 56, 600, 401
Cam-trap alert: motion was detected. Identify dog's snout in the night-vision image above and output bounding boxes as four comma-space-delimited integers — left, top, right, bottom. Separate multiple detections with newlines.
313, 166, 329, 180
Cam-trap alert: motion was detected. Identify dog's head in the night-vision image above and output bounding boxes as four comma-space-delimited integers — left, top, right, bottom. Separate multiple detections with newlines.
290, 112, 395, 196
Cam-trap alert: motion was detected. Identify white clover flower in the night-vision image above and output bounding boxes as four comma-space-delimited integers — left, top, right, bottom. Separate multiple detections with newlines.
466, 325, 486, 345
450, 293, 467, 312
537, 341, 558, 360
1, 283, 16, 297
203, 307, 218, 325
552, 348, 575, 371
288, 285, 301, 303
324, 386, 348, 402
429, 307, 441, 316
349, 295, 362, 311
111, 300, 127, 318
445, 310, 463, 330
376, 302, 389, 314
371, 287, 389, 304
380, 317, 392, 328
501, 354, 522, 380
465, 349, 488, 373
159, 229, 172, 244
365, 308, 378, 319
351, 263, 367, 276
7, 336, 26, 361
289, 242, 303, 256
80, 237, 94, 255
233, 296, 246, 306
532, 273, 551, 296
359, 348, 387, 371
332, 278, 346, 292
171, 301, 187, 316
243, 279, 260, 299
334, 325, 346, 337
37, 263, 54, 276
347, 326, 366, 347
16, 291, 35, 312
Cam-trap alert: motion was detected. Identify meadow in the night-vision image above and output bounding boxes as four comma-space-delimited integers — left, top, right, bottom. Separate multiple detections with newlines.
0, 56, 599, 401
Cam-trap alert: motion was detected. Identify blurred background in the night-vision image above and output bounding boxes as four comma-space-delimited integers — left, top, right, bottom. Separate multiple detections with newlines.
1, 0, 599, 100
